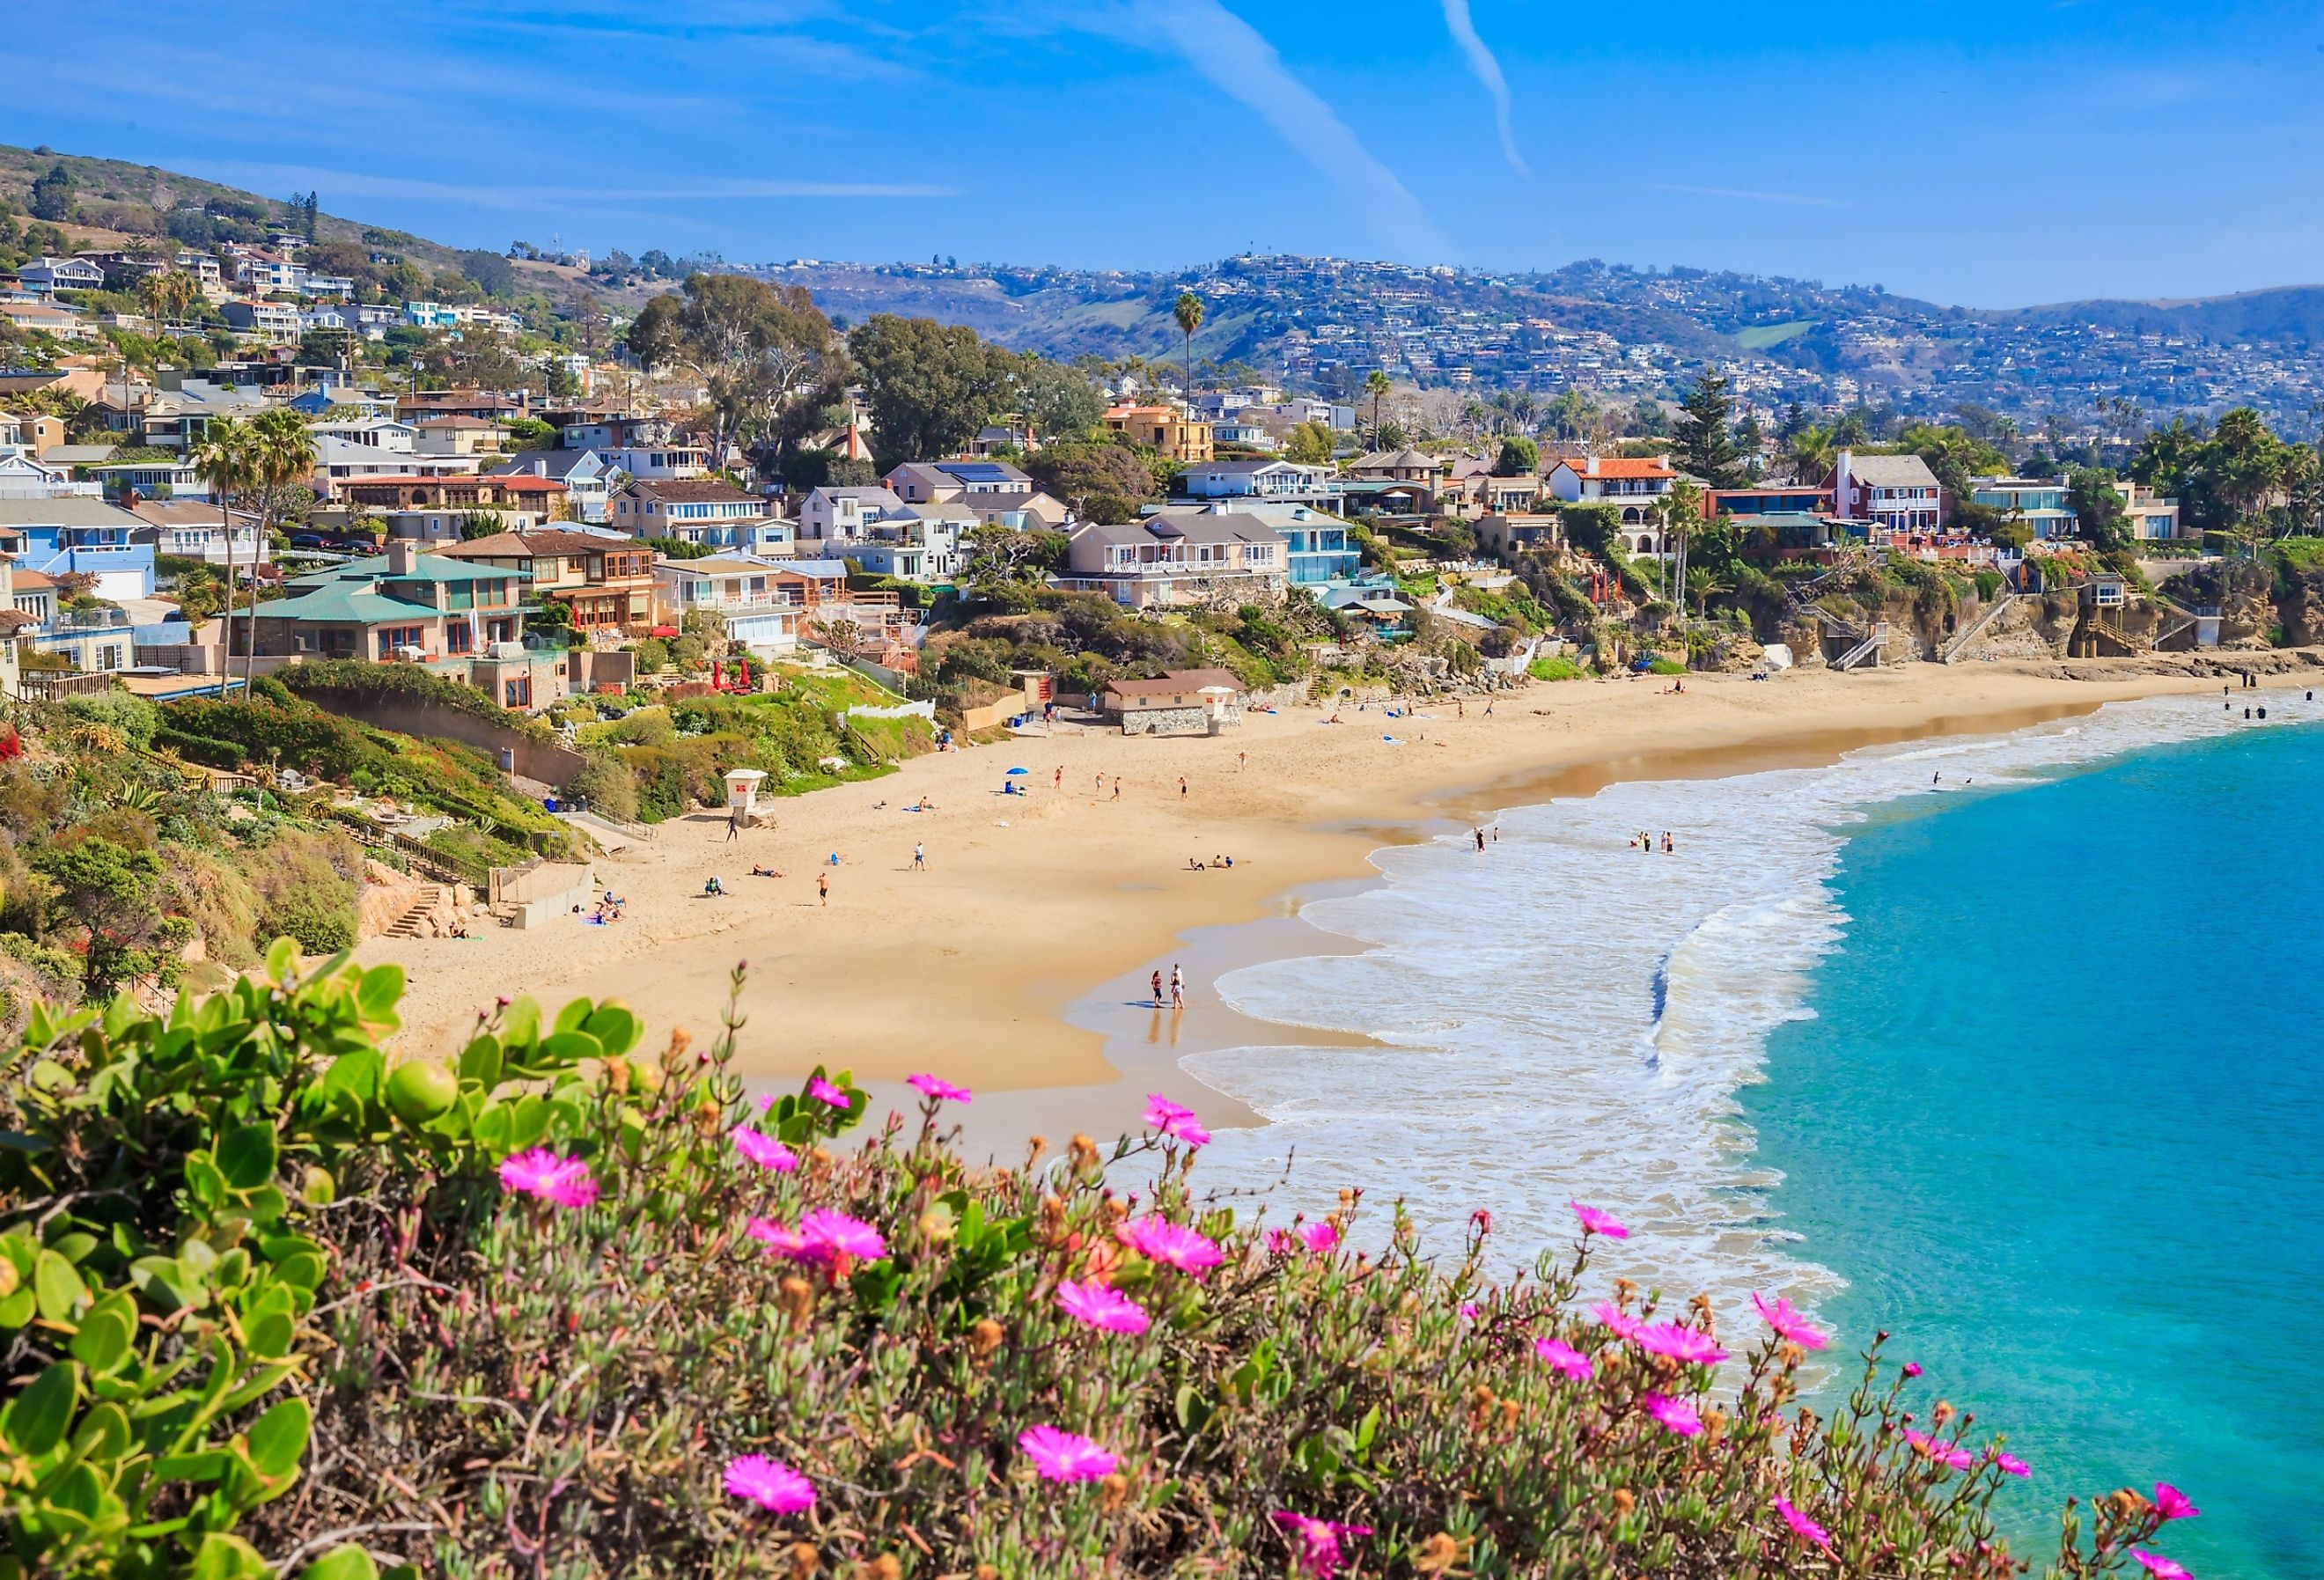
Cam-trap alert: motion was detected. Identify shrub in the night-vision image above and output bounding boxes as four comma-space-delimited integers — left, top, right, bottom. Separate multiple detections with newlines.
58, 693, 160, 751
1528, 654, 1587, 681
0, 964, 2195, 1579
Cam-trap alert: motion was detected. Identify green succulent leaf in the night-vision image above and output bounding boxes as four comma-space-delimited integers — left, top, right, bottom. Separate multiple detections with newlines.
2, 1361, 79, 1457
217, 1123, 279, 1191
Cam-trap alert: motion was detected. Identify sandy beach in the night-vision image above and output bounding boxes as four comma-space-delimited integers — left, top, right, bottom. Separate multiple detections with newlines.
360, 655, 2316, 1145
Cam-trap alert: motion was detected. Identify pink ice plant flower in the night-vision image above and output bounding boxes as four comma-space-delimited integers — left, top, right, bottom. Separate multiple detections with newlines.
1533, 1337, 1593, 1381
1570, 1201, 1629, 1238
2154, 1483, 2201, 1523
730, 1127, 798, 1172
1457, 1300, 1481, 1322
1265, 1228, 1294, 1254
907, 1071, 972, 1103
745, 1216, 807, 1257
1299, 1220, 1342, 1253
1142, 1092, 1211, 1148
1640, 1393, 1703, 1437
2129, 1553, 2192, 1580
1751, 1292, 1830, 1350
1991, 1451, 2032, 1478
497, 1147, 598, 1209
1116, 1216, 1225, 1277
1591, 1300, 1644, 1341
1772, 1495, 1835, 1554
1904, 1429, 1976, 1471
1631, 1321, 1730, 1368
1016, 1424, 1117, 1482
723, 1454, 814, 1516
1269, 1510, 1373, 1578
1903, 1362, 1923, 1378
1056, 1277, 1151, 1335
806, 1076, 850, 1110
798, 1209, 886, 1264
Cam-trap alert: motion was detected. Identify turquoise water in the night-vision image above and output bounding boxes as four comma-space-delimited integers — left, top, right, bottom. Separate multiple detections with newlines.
1748, 721, 2324, 1577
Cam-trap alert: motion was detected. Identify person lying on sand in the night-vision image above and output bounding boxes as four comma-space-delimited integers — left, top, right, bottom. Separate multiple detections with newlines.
1187, 857, 1207, 871
751, 864, 783, 878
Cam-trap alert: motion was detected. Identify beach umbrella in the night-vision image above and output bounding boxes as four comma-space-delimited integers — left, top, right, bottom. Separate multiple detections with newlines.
1004, 766, 1030, 775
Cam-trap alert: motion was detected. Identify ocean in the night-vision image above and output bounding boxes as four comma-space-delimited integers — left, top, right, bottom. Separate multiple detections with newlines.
1188, 692, 2322, 1577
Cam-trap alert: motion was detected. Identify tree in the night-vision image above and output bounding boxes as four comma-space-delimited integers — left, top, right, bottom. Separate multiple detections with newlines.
1173, 290, 1205, 419
139, 268, 199, 324
28, 162, 71, 223
1493, 435, 1540, 476
848, 314, 1002, 467
1733, 408, 1767, 472
1023, 441, 1155, 516
1672, 373, 1741, 487
1363, 370, 1392, 448
1283, 422, 1335, 466
244, 408, 317, 689
33, 835, 176, 996
190, 417, 258, 696
1005, 353, 1104, 443
456, 248, 518, 298
629, 275, 842, 468
2204, 408, 2286, 540
2066, 468, 2131, 553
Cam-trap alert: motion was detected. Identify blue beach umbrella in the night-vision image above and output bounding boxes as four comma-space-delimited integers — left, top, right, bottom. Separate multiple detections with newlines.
1004, 766, 1031, 775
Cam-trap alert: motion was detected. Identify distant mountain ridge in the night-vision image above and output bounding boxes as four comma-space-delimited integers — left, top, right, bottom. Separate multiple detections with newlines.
6, 142, 2321, 421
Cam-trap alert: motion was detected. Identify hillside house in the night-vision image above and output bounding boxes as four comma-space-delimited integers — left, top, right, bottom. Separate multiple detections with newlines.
1829, 451, 1942, 534
1058, 513, 1287, 608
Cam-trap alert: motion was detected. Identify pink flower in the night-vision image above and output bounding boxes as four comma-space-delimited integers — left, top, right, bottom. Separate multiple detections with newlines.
746, 1216, 807, 1257
907, 1072, 972, 1103
1017, 1424, 1116, 1482
724, 1454, 814, 1515
498, 1147, 598, 1209
1570, 1201, 1629, 1238
1903, 1362, 1923, 1378
2154, 1483, 2200, 1523
1533, 1337, 1592, 1380
1142, 1092, 1211, 1148
1299, 1220, 1342, 1253
1265, 1228, 1294, 1254
1269, 1510, 1372, 1578
2129, 1553, 2192, 1580
1056, 1277, 1151, 1335
1991, 1451, 2031, 1478
1751, 1292, 1829, 1351
1457, 1300, 1480, 1322
1591, 1300, 1643, 1341
799, 1209, 886, 1264
1772, 1495, 1835, 1554
1640, 1393, 1702, 1437
1904, 1429, 1975, 1471
730, 1127, 798, 1172
1116, 1216, 1224, 1278
806, 1076, 850, 1110
1631, 1321, 1729, 1367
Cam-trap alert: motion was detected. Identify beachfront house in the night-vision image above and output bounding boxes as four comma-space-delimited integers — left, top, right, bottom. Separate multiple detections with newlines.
245, 540, 528, 660
1543, 455, 1679, 551
1056, 514, 1289, 608
1099, 667, 1247, 737
1829, 450, 1942, 534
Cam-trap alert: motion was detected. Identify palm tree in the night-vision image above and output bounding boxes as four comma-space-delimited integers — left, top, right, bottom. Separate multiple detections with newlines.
139, 268, 198, 326
1172, 291, 1204, 421
189, 417, 257, 696
1363, 369, 1392, 449
244, 407, 318, 690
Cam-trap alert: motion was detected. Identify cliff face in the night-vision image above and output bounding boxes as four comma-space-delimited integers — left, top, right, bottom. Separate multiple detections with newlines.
2162, 561, 2279, 647
2276, 566, 2324, 647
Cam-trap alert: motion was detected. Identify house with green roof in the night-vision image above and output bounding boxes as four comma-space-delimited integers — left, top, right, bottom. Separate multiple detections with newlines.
246, 540, 528, 661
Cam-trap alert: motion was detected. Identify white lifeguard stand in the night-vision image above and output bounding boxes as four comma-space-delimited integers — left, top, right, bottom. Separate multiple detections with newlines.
724, 768, 769, 829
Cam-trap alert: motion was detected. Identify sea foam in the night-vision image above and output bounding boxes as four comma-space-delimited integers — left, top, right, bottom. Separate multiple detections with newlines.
1184, 694, 2291, 1325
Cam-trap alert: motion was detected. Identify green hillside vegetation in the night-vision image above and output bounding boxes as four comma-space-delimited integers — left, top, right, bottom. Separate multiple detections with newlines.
1736, 320, 1816, 350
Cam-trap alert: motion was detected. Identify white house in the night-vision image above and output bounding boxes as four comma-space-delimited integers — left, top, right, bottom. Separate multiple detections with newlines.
1542, 454, 1679, 551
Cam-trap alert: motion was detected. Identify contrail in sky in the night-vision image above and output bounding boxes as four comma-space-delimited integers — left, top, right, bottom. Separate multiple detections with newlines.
1440, 0, 1528, 176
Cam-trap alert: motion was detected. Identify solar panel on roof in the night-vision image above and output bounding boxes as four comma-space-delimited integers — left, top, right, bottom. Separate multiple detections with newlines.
936, 462, 1011, 481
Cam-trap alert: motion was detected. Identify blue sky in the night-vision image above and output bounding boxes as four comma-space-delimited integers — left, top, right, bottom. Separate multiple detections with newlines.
12, 0, 2324, 307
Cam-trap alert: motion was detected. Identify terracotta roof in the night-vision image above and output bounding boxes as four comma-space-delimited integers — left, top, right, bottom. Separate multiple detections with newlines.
11, 570, 57, 590
1551, 457, 1673, 479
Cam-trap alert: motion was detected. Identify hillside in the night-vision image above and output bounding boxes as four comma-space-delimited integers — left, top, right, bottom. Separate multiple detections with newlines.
9, 140, 2324, 423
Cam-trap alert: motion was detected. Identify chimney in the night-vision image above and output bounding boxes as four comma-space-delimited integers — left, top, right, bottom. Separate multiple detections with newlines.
1584, 454, 1600, 476
386, 539, 420, 575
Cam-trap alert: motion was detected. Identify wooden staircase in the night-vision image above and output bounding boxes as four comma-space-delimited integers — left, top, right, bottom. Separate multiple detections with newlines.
1833, 622, 1890, 671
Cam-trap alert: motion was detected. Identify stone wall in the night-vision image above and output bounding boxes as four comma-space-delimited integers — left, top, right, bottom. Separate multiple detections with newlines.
298, 690, 585, 787
1119, 705, 1211, 738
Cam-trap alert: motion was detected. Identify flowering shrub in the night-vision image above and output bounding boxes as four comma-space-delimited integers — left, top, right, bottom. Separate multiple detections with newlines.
2, 957, 2206, 1577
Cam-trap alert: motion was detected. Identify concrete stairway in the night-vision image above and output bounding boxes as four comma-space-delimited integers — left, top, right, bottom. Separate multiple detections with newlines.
1941, 593, 2020, 663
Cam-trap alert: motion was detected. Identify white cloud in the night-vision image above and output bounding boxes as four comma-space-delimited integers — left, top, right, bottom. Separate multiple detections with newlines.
1645, 183, 1844, 209
1099, 0, 1446, 254
1440, 0, 1527, 176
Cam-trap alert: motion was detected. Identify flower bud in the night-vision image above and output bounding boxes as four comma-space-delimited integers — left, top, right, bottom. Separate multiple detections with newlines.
1612, 1488, 1636, 1515
1414, 1533, 1462, 1575
1933, 1400, 1955, 1426
778, 1275, 814, 1334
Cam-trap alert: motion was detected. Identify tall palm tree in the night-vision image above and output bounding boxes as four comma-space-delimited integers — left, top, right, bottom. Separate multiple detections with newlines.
1363, 369, 1392, 448
1172, 290, 1204, 422
189, 417, 257, 696
244, 407, 318, 690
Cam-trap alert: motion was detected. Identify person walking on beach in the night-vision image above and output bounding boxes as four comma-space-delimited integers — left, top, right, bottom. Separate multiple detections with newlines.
1055, 766, 1063, 790
1151, 969, 1165, 1007
1474, 827, 1486, 852
1238, 750, 1247, 771
816, 872, 828, 906
912, 841, 927, 871
1179, 775, 1188, 798
1112, 777, 1122, 801
1169, 964, 1185, 1010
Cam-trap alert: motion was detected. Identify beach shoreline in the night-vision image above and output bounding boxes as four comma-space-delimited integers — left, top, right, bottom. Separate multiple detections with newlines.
360, 655, 2320, 1152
